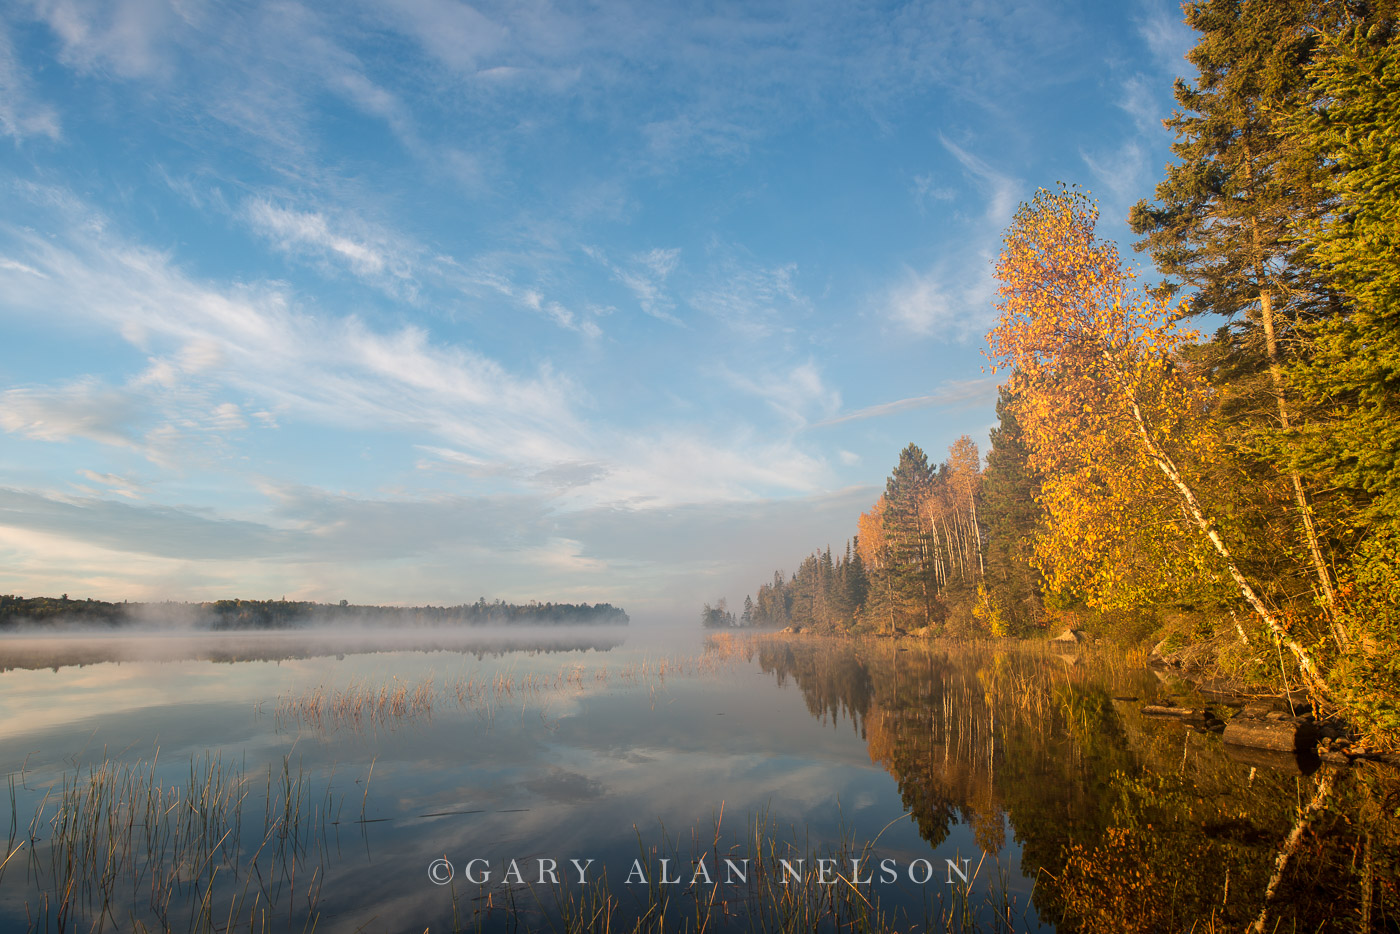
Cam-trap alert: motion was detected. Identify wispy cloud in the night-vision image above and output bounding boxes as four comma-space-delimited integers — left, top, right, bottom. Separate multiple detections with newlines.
0, 188, 587, 475
1082, 138, 1148, 205
0, 256, 48, 277
1135, 2, 1195, 77
884, 260, 998, 340
0, 20, 60, 140
74, 469, 145, 499
453, 256, 602, 337
722, 361, 841, 427
0, 379, 146, 450
911, 173, 957, 214
688, 257, 807, 339
243, 198, 391, 279
1117, 72, 1163, 135
811, 378, 1001, 428
31, 0, 177, 80
939, 134, 1020, 227
584, 246, 683, 325
2, 187, 840, 513
882, 136, 1021, 340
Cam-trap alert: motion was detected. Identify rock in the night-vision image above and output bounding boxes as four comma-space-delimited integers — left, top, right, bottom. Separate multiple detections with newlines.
1057, 654, 1080, 666
1052, 629, 1088, 644
1223, 717, 1319, 753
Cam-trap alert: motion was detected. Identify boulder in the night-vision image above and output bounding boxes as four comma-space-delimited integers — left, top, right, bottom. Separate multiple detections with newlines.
1052, 629, 1088, 644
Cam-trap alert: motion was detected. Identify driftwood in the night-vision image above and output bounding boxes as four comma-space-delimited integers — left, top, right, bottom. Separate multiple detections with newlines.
1142, 705, 1201, 718
1141, 705, 1226, 733
1224, 718, 1318, 753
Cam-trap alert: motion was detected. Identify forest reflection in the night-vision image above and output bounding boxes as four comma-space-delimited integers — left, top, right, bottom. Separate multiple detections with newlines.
734, 634, 1399, 933
0, 626, 627, 672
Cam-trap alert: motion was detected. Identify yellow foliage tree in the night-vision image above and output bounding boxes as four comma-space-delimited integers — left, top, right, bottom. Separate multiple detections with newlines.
985, 187, 1324, 692
856, 496, 888, 571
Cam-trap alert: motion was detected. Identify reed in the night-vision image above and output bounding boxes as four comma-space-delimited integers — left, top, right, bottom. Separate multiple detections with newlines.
272, 649, 738, 733
448, 808, 1039, 933
15, 751, 341, 933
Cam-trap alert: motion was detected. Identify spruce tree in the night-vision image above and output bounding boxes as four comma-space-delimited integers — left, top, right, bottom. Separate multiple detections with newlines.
1128, 0, 1347, 630
881, 444, 937, 627
981, 386, 1045, 632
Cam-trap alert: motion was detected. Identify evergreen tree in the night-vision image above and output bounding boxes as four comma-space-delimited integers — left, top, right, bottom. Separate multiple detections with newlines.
882, 444, 938, 628
981, 386, 1045, 632
844, 538, 869, 617
1289, 18, 1400, 523
1128, 0, 1353, 630
1289, 18, 1400, 737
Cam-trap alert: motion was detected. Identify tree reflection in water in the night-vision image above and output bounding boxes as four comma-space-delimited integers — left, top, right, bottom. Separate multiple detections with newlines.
737, 635, 1400, 933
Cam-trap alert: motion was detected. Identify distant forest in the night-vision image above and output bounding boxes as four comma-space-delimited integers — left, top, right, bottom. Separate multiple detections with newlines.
0, 594, 629, 630
713, 3, 1400, 748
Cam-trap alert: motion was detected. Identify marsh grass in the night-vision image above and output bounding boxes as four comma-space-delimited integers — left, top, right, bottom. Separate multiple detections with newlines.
14, 751, 340, 933
272, 650, 736, 733
443, 807, 1041, 933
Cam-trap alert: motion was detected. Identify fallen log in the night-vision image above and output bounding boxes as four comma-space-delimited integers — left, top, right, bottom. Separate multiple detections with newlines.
1143, 705, 1202, 719
1224, 718, 1318, 753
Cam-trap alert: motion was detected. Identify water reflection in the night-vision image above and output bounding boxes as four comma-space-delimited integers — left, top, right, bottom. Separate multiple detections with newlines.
748, 636, 1400, 933
0, 625, 629, 671
0, 631, 1394, 932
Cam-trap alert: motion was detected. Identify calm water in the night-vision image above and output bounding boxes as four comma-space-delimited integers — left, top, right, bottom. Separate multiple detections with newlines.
0, 626, 1394, 932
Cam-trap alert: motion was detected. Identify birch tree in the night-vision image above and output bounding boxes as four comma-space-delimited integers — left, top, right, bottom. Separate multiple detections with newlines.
987, 187, 1326, 692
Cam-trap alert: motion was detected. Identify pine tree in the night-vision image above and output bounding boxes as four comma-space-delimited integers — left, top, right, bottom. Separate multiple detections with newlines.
1289, 17, 1400, 523
882, 444, 938, 628
981, 386, 1045, 632
1128, 0, 1351, 631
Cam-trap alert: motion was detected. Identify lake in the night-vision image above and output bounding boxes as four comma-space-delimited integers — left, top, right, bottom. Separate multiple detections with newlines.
0, 626, 1393, 932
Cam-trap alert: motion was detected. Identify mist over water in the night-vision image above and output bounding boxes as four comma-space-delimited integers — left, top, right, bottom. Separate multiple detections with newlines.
4, 622, 1384, 933
0, 622, 638, 671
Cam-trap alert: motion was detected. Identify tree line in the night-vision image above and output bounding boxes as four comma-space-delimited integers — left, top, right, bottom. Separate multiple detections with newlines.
0, 594, 629, 629
721, 0, 1399, 745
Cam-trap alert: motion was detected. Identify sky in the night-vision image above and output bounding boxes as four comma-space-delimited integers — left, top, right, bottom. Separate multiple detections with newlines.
0, 0, 1198, 615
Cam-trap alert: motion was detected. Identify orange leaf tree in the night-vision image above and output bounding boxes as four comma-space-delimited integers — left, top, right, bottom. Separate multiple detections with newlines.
986, 187, 1324, 691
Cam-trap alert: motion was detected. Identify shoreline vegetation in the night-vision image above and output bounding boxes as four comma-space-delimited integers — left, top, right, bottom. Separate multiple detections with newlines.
0, 594, 629, 631
715, 4, 1400, 753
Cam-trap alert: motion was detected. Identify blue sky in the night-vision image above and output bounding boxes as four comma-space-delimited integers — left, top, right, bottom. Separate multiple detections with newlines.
0, 0, 1196, 614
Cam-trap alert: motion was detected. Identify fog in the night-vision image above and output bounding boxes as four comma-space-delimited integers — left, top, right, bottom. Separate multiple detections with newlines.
0, 623, 644, 671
